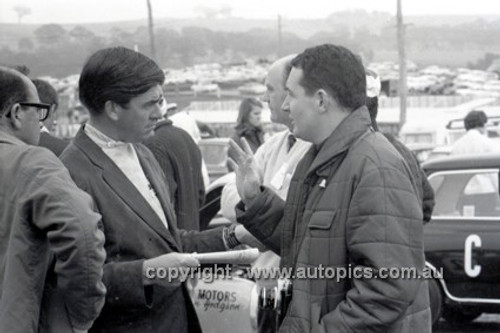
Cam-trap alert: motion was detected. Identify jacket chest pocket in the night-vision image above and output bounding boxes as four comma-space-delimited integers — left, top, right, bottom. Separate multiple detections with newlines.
307, 211, 336, 237
302, 211, 338, 268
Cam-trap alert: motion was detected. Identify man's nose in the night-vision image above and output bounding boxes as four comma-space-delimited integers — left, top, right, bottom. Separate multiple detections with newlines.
151, 103, 164, 119
281, 97, 290, 113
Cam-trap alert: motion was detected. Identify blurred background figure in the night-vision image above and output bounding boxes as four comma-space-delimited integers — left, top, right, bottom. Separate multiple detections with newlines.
145, 107, 206, 231
32, 78, 69, 156
167, 102, 210, 187
450, 110, 498, 194
451, 110, 496, 155
66, 105, 88, 138
221, 55, 311, 333
366, 69, 435, 223
230, 97, 265, 154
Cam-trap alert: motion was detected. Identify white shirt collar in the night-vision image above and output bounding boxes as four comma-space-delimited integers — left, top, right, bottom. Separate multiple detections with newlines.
84, 123, 130, 149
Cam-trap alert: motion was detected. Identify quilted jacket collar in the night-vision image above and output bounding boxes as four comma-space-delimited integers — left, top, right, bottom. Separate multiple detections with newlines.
306, 106, 372, 178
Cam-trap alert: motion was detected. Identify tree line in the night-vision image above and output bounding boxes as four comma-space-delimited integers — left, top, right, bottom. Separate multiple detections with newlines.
1, 18, 500, 78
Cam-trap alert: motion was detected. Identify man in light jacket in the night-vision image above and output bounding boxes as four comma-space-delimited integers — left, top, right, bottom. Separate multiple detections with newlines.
221, 55, 311, 332
230, 44, 431, 332
0, 67, 106, 333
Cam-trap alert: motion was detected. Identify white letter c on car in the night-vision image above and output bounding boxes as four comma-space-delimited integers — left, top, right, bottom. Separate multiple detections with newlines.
464, 234, 482, 278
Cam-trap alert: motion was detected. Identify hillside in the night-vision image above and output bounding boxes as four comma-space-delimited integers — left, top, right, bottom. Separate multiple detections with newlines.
2, 11, 500, 77
2, 11, 500, 49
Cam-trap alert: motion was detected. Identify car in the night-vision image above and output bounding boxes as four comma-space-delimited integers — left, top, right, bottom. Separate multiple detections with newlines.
191, 81, 220, 94
198, 172, 234, 230
407, 142, 441, 163
422, 153, 500, 326
427, 145, 452, 161
198, 137, 231, 184
237, 82, 267, 96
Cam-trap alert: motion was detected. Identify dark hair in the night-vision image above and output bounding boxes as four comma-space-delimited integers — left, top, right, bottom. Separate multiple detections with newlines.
291, 44, 366, 111
366, 96, 379, 131
79, 47, 165, 115
32, 79, 58, 106
0, 67, 29, 117
235, 97, 263, 129
464, 110, 488, 131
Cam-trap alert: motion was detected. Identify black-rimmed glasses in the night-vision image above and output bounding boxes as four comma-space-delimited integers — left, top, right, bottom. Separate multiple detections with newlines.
17, 102, 52, 121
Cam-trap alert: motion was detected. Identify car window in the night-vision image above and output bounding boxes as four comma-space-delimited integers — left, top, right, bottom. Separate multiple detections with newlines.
429, 169, 500, 218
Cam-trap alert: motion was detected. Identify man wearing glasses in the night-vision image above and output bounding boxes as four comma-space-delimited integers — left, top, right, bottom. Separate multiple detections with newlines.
0, 66, 106, 333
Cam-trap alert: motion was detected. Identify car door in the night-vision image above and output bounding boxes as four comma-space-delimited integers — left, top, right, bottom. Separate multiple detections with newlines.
425, 168, 500, 301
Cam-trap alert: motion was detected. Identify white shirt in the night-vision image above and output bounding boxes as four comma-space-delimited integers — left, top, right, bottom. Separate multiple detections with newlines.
451, 129, 497, 155
84, 124, 168, 229
451, 129, 498, 194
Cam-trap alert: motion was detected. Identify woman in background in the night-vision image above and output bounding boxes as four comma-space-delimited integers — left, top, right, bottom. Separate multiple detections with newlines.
231, 97, 265, 153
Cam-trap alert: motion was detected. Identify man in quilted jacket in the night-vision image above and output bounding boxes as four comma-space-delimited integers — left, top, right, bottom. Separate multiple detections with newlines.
229, 44, 431, 332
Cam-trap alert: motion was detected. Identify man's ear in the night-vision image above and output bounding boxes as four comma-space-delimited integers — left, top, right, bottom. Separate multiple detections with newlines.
8, 104, 24, 129
316, 89, 330, 114
104, 101, 121, 121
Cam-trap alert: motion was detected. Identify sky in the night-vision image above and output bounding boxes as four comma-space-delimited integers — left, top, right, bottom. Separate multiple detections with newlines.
1, 0, 500, 24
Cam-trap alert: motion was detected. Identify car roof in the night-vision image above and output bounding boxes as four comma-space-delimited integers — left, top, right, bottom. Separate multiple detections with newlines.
422, 152, 500, 172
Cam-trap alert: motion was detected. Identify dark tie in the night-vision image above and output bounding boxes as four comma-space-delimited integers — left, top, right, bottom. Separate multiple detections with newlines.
287, 134, 296, 152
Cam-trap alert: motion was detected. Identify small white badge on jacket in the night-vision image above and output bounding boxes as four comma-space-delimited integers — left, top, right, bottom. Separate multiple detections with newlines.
319, 179, 327, 188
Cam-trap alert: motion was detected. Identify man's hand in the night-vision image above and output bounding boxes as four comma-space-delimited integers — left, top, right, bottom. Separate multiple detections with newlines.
143, 253, 200, 287
234, 225, 267, 252
227, 138, 262, 204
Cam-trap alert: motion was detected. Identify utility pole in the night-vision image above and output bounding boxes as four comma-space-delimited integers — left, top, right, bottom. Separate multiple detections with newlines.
147, 0, 157, 61
397, 0, 407, 131
277, 14, 282, 57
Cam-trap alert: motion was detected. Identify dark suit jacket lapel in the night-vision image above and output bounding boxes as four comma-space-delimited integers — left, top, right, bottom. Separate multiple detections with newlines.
73, 128, 180, 251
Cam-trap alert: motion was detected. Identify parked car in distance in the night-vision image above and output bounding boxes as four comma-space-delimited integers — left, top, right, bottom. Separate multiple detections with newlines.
238, 82, 266, 96
422, 153, 500, 326
191, 81, 220, 94
199, 137, 231, 184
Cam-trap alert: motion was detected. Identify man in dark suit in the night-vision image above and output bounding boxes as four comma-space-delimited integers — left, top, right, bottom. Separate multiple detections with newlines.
32, 78, 69, 156
60, 47, 261, 333
145, 117, 205, 231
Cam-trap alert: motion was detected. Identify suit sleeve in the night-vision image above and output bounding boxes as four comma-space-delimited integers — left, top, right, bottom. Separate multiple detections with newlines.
322, 160, 425, 332
178, 227, 227, 253
24, 148, 106, 331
